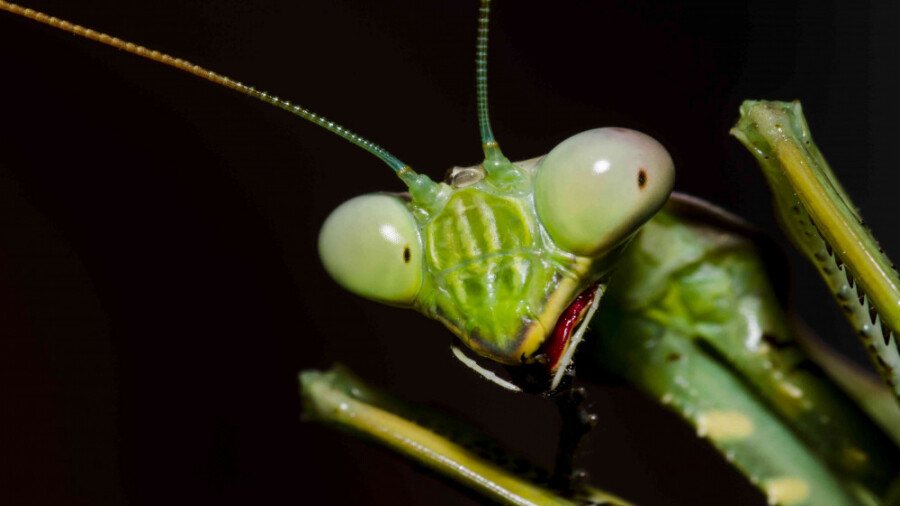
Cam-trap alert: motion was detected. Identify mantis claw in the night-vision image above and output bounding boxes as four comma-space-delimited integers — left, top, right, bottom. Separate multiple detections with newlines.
733, 100, 900, 402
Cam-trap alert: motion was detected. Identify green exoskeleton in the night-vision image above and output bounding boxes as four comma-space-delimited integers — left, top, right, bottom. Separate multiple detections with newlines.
318, 4, 900, 503
3, 1, 900, 505
319, 123, 674, 391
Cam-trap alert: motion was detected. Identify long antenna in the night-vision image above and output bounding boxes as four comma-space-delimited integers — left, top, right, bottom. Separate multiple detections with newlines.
476, 0, 505, 163
0, 1, 413, 175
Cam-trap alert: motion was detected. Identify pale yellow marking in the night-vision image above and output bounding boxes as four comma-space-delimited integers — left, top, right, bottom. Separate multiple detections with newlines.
777, 381, 804, 400
696, 411, 754, 441
452, 196, 480, 258
768, 379, 808, 417
764, 477, 809, 505
511, 256, 529, 291
515, 276, 581, 361
474, 194, 502, 252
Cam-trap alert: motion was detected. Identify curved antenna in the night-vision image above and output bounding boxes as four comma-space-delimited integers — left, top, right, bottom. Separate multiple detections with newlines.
0, 0, 418, 178
476, 0, 505, 162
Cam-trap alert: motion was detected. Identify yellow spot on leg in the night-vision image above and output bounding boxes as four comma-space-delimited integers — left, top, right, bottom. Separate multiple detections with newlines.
777, 380, 804, 400
696, 411, 754, 441
764, 478, 809, 505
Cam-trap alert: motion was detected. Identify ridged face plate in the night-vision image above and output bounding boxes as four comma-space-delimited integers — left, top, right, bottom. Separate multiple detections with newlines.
423, 188, 578, 362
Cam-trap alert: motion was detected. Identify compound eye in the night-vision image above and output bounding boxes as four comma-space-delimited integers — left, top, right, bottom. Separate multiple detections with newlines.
318, 194, 423, 306
534, 128, 674, 256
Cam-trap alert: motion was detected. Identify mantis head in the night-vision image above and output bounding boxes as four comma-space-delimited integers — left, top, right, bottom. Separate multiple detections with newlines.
316, 0, 676, 391
319, 127, 673, 391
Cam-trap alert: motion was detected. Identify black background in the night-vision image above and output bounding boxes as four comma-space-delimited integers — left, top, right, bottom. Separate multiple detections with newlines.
1, 1, 899, 504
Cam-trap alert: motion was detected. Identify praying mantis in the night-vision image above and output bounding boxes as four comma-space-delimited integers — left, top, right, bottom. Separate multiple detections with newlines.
2, 1, 900, 505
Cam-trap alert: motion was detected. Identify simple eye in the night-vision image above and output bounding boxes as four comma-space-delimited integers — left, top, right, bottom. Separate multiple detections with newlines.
318, 194, 423, 306
534, 128, 675, 256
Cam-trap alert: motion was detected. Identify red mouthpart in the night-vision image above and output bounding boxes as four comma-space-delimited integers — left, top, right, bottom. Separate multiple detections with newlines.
543, 284, 599, 372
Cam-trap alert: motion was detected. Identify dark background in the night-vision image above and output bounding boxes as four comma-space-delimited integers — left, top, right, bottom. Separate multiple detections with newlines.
1, 1, 898, 504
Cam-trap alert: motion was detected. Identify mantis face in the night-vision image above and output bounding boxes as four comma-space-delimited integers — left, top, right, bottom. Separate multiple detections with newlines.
319, 127, 673, 386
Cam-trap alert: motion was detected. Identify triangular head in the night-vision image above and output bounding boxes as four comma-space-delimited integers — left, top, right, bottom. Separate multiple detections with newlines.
317, 1, 674, 392
319, 127, 674, 391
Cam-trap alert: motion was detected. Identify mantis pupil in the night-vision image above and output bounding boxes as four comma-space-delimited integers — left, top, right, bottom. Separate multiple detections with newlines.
638, 169, 647, 189
403, 246, 411, 263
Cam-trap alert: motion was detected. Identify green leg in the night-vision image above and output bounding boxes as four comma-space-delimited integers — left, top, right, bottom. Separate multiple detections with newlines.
590, 319, 863, 506
300, 364, 633, 506
585, 204, 900, 503
733, 101, 900, 401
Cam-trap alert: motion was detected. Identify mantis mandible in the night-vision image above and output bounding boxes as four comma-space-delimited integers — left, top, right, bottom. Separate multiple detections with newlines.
1, 1, 900, 505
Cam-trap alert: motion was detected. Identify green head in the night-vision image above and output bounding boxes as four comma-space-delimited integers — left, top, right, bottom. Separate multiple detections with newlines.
319, 128, 673, 385
317, 1, 674, 390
